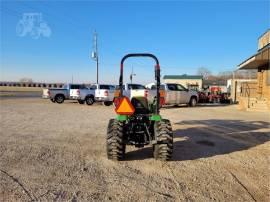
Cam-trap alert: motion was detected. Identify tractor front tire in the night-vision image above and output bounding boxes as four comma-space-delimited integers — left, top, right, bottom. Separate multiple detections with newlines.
107, 119, 126, 161
153, 119, 173, 161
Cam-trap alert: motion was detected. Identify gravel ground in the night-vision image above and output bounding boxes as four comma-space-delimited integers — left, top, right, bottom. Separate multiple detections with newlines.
0, 98, 269, 201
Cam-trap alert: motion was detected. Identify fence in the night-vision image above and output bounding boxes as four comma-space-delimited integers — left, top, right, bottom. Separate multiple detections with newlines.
240, 82, 257, 98
239, 81, 257, 108
0, 82, 64, 88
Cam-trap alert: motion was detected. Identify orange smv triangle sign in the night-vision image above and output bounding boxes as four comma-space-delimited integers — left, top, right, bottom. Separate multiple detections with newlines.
115, 97, 135, 115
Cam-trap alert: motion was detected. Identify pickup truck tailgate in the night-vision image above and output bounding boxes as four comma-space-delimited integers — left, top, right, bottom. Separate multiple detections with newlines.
42, 88, 50, 98
130, 89, 145, 98
70, 89, 80, 99
95, 89, 114, 101
128, 89, 155, 103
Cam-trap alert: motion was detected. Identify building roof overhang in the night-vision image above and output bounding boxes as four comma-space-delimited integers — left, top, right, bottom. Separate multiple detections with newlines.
238, 45, 269, 70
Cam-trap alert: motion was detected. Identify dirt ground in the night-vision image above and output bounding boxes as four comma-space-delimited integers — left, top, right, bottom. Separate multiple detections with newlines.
0, 98, 269, 201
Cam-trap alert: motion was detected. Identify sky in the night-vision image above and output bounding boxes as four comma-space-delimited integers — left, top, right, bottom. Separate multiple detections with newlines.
0, 0, 269, 84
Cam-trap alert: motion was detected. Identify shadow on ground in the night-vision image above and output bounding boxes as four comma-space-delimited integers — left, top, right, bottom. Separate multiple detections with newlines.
162, 103, 232, 109
124, 119, 270, 161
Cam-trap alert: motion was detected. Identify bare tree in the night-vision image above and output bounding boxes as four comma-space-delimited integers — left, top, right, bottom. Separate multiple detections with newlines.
234, 70, 257, 79
218, 71, 233, 80
197, 67, 212, 80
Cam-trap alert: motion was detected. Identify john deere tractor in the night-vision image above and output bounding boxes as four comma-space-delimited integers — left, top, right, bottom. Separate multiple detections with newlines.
106, 53, 173, 161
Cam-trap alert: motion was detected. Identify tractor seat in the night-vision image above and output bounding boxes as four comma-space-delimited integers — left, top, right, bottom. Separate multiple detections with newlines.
131, 97, 150, 114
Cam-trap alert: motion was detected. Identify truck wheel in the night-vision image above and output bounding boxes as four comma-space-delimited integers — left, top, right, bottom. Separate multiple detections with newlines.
78, 100, 85, 104
153, 119, 173, 161
85, 96, 94, 105
55, 95, 65, 104
103, 101, 113, 106
189, 97, 197, 107
50, 99, 55, 103
107, 119, 125, 161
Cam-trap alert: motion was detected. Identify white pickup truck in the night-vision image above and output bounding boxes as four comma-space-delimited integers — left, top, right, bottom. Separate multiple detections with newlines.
73, 84, 115, 106
146, 83, 198, 107
120, 83, 149, 98
42, 84, 88, 104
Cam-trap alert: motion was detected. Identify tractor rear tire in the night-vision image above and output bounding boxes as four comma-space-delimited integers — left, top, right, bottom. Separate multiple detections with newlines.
153, 119, 173, 161
107, 119, 126, 161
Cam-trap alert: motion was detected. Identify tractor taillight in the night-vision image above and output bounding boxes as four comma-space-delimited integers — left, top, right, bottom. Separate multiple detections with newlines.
159, 90, 166, 107
76, 89, 80, 95
114, 90, 120, 98
113, 97, 121, 107
104, 90, 109, 96
160, 97, 165, 107
159, 89, 165, 98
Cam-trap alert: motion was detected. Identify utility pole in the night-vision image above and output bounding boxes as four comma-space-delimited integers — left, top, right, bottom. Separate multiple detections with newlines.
130, 65, 136, 84
91, 31, 99, 84
232, 70, 237, 104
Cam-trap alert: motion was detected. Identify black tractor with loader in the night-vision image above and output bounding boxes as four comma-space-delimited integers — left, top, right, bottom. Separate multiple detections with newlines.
106, 53, 173, 161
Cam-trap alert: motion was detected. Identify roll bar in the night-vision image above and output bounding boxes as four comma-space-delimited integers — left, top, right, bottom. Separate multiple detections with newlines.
119, 53, 160, 114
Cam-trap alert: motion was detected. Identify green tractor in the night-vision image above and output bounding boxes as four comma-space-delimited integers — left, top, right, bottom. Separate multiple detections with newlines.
107, 53, 173, 161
